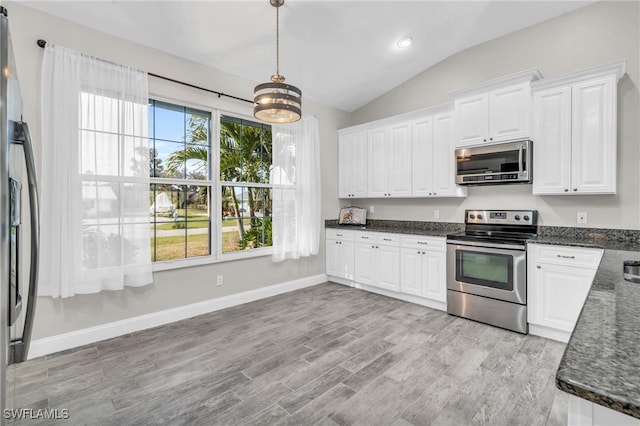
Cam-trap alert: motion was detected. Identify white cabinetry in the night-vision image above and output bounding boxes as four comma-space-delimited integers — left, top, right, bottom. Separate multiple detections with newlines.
338, 131, 368, 198
337, 104, 466, 199
325, 229, 355, 280
568, 394, 640, 426
368, 122, 412, 198
354, 232, 400, 292
527, 243, 603, 342
400, 236, 447, 310
532, 62, 625, 195
452, 71, 541, 147
411, 112, 467, 198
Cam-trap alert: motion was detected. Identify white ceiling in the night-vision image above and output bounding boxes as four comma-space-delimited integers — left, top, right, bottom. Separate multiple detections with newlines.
23, 0, 594, 112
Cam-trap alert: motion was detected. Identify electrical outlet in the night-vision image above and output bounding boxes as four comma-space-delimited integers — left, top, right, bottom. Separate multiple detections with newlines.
577, 212, 588, 224
369, 205, 375, 214
434, 210, 440, 219
216, 275, 223, 286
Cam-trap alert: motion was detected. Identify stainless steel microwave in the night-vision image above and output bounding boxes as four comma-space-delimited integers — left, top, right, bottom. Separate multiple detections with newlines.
455, 140, 532, 185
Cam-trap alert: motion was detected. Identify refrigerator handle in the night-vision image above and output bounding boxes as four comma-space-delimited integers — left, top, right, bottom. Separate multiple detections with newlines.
10, 121, 39, 363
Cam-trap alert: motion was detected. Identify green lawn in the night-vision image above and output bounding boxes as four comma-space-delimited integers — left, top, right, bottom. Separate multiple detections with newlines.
222, 218, 251, 227
156, 221, 210, 230
152, 232, 243, 260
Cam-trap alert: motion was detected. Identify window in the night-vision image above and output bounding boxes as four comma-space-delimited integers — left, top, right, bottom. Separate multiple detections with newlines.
148, 100, 273, 264
219, 115, 273, 253
149, 100, 212, 262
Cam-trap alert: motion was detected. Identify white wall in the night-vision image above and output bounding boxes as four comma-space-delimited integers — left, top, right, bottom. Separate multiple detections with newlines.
350, 1, 640, 230
6, 1, 349, 339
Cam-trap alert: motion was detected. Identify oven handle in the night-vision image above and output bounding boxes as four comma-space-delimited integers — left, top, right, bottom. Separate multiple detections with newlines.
446, 239, 526, 251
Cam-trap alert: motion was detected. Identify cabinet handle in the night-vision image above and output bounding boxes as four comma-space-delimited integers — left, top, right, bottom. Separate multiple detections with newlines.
371, 245, 375, 248
362, 236, 369, 239
537, 265, 541, 269
376, 246, 379, 249
564, 189, 569, 192
338, 242, 342, 245
557, 254, 575, 259
433, 192, 436, 196
417, 250, 421, 254
336, 233, 343, 237
417, 241, 428, 245
383, 238, 392, 241
573, 188, 578, 192
422, 251, 426, 255
483, 139, 487, 142
489, 137, 493, 141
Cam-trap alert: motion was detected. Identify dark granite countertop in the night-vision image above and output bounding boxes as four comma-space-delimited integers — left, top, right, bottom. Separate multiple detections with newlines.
324, 219, 463, 238
556, 249, 640, 419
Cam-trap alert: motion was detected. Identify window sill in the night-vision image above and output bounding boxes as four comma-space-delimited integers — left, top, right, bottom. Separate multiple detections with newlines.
152, 247, 273, 272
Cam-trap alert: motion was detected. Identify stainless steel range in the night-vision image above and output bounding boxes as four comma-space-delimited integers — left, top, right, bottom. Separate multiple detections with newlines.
446, 209, 538, 334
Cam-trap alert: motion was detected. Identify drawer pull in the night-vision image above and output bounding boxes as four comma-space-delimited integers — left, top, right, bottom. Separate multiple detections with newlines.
336, 233, 343, 237
362, 236, 369, 239
537, 265, 541, 269
557, 254, 575, 259
383, 238, 392, 241
417, 242, 428, 245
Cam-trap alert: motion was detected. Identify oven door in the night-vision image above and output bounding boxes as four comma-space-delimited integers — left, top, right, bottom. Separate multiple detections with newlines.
446, 241, 526, 304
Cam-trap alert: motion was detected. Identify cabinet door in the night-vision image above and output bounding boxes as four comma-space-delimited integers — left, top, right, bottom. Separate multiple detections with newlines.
400, 248, 423, 296
387, 122, 412, 197
326, 239, 341, 277
532, 86, 572, 195
424, 250, 447, 303
339, 240, 355, 280
454, 93, 488, 146
489, 83, 531, 142
338, 134, 355, 198
411, 116, 433, 196
355, 242, 377, 286
529, 262, 596, 332
352, 133, 369, 198
571, 75, 617, 194
367, 128, 388, 197
376, 245, 400, 292
432, 112, 458, 197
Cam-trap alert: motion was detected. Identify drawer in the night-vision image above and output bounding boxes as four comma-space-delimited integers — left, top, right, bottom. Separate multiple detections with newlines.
326, 228, 355, 241
401, 235, 446, 251
529, 244, 603, 269
355, 232, 400, 246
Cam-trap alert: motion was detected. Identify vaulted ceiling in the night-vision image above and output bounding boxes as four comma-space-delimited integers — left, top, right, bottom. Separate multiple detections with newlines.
24, 1, 594, 112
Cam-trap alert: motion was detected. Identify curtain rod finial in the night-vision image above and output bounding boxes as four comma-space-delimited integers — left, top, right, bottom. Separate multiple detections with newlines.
37, 39, 47, 48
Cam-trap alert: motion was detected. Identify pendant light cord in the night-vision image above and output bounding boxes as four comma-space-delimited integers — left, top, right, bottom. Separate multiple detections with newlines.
276, 5, 280, 76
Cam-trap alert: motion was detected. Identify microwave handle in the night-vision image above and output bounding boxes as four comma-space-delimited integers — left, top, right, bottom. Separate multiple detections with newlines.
518, 144, 523, 174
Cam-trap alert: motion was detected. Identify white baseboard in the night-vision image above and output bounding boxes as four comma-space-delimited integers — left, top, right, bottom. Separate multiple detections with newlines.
528, 323, 571, 343
327, 276, 447, 312
28, 274, 328, 360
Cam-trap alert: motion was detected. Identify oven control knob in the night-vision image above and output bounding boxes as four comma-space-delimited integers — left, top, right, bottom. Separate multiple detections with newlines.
514, 215, 521, 221
476, 214, 483, 220
524, 215, 530, 221
469, 214, 475, 219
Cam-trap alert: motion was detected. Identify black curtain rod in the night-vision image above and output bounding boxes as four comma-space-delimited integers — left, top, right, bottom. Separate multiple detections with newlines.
36, 39, 254, 105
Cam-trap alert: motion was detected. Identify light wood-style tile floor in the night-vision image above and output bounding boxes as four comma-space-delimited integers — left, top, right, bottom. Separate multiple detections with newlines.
9, 282, 568, 425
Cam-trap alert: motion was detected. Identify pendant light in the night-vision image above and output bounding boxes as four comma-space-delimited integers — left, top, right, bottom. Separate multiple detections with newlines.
253, 0, 302, 123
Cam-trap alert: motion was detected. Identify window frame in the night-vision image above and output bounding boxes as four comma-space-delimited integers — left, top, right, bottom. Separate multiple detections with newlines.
149, 96, 273, 272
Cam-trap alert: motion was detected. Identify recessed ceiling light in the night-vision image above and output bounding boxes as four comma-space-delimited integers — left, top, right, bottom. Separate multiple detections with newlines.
397, 37, 413, 48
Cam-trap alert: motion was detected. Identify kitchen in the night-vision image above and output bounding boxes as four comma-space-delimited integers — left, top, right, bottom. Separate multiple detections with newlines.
1, 0, 639, 425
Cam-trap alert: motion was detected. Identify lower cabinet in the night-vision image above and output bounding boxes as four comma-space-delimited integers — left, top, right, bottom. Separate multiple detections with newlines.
527, 243, 603, 342
400, 236, 446, 304
326, 229, 447, 311
354, 232, 400, 292
325, 229, 355, 280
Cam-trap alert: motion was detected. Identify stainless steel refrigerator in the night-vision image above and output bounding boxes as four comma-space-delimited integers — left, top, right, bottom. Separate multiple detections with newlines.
0, 6, 40, 422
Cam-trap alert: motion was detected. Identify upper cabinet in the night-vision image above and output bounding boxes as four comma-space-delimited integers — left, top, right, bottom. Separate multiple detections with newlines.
451, 70, 542, 147
338, 105, 466, 199
411, 111, 467, 198
368, 121, 413, 198
338, 130, 368, 198
532, 62, 626, 195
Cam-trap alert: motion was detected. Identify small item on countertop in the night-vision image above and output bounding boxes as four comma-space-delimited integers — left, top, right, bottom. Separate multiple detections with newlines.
623, 260, 640, 283
338, 206, 367, 225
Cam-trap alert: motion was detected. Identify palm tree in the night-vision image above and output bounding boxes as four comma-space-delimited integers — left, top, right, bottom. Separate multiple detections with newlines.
165, 115, 272, 248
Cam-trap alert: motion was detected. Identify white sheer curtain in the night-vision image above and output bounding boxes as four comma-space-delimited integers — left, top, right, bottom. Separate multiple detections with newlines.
39, 45, 152, 298
271, 116, 321, 262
